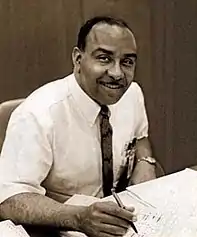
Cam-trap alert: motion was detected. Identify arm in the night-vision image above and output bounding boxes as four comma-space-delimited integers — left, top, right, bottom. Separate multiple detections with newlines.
128, 84, 156, 185
130, 137, 156, 185
135, 136, 152, 158
0, 192, 137, 237
0, 193, 79, 230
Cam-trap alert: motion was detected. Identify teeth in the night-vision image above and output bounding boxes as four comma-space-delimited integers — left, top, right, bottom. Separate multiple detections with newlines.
107, 85, 120, 89
102, 84, 122, 89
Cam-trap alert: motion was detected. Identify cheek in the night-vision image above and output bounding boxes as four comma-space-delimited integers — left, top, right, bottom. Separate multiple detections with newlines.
81, 60, 106, 76
127, 74, 134, 84
89, 65, 106, 77
125, 69, 135, 83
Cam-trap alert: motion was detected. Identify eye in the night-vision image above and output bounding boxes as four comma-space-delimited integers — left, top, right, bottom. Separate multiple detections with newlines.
122, 58, 135, 67
96, 55, 111, 63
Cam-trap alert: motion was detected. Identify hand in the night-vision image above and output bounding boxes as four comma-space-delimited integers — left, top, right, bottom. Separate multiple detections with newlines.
129, 160, 156, 185
76, 201, 136, 237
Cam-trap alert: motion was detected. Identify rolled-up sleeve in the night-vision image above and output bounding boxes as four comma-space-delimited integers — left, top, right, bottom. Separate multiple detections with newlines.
134, 85, 149, 139
0, 107, 53, 204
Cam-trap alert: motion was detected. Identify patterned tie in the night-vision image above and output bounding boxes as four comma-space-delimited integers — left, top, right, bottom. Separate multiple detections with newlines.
100, 105, 113, 197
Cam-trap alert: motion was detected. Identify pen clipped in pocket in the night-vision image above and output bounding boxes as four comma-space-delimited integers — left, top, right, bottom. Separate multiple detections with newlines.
114, 138, 137, 192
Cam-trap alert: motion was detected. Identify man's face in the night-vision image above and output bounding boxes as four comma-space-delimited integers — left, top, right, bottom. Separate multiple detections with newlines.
73, 23, 137, 105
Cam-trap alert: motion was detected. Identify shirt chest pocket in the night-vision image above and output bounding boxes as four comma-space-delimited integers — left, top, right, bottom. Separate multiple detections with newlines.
112, 128, 136, 182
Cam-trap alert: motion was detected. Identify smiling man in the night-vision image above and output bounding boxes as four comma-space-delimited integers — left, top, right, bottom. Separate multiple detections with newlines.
0, 16, 156, 237
73, 22, 137, 105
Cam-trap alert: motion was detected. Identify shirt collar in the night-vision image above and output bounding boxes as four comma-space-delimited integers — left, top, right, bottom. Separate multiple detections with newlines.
68, 74, 101, 126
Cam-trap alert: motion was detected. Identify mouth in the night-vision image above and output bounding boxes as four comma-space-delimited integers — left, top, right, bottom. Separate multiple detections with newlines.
99, 81, 125, 89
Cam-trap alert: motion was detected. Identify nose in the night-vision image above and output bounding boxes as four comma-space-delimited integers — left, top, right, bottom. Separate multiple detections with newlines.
107, 62, 124, 80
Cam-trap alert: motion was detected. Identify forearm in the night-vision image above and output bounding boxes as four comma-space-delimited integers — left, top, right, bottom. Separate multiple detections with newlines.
130, 137, 156, 185
0, 193, 138, 237
0, 192, 83, 231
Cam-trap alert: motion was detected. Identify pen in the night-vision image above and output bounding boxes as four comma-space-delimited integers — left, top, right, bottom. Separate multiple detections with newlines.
111, 188, 138, 234
114, 138, 137, 192
127, 137, 137, 151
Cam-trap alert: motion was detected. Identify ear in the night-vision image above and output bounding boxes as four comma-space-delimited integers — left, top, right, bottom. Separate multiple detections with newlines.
72, 47, 82, 67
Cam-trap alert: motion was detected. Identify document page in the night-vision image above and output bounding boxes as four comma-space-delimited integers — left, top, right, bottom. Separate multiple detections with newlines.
125, 168, 197, 236
114, 191, 163, 237
62, 193, 164, 237
0, 220, 30, 237
61, 169, 197, 237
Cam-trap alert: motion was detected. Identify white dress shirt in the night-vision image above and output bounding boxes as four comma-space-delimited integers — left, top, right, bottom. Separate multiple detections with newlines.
0, 73, 148, 203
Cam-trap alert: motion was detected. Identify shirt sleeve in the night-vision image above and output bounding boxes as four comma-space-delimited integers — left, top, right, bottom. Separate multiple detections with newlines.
134, 84, 149, 139
0, 107, 53, 204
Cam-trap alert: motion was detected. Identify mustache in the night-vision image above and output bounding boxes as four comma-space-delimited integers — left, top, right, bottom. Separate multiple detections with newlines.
97, 76, 126, 86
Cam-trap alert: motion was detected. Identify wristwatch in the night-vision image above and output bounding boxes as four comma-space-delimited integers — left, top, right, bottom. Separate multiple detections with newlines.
137, 156, 157, 165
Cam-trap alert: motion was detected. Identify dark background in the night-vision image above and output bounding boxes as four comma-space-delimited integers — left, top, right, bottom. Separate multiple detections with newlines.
0, 0, 197, 173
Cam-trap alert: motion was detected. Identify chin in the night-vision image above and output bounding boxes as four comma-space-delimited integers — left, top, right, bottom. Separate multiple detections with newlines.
102, 96, 123, 105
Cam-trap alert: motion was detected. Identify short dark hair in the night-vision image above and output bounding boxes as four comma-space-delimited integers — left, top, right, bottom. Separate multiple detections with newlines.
77, 16, 133, 51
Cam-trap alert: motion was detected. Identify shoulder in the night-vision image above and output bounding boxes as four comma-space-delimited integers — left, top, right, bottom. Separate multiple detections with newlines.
129, 82, 144, 97
10, 74, 74, 126
25, 74, 73, 110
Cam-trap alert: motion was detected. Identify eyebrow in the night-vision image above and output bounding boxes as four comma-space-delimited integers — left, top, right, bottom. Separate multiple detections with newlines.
92, 47, 137, 59
125, 53, 137, 59
92, 48, 113, 56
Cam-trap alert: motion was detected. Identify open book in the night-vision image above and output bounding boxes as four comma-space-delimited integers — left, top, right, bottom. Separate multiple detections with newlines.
0, 220, 30, 237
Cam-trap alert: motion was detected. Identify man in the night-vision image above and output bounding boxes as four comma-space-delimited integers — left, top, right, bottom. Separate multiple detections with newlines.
0, 16, 156, 236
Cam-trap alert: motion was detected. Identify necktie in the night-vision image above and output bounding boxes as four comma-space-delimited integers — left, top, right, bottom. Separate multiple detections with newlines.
100, 105, 113, 197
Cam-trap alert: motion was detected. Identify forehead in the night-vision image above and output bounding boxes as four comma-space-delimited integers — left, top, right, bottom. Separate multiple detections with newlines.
85, 23, 137, 53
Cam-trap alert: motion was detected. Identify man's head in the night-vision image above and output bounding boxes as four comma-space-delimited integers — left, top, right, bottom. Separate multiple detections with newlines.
72, 16, 137, 105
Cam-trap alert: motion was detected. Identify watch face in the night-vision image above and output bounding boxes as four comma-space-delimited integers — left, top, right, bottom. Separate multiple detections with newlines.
137, 156, 156, 165
146, 157, 156, 164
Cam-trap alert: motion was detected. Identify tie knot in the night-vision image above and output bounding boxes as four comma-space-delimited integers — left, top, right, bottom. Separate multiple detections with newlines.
100, 105, 110, 118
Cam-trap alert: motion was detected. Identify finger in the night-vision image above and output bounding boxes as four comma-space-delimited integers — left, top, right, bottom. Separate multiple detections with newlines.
99, 222, 128, 236
98, 212, 130, 228
125, 205, 135, 213
97, 232, 123, 237
102, 201, 136, 213
101, 201, 136, 223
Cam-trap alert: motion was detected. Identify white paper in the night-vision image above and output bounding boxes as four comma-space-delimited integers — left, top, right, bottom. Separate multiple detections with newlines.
0, 220, 30, 237
64, 194, 100, 206
126, 168, 197, 236
59, 168, 197, 237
